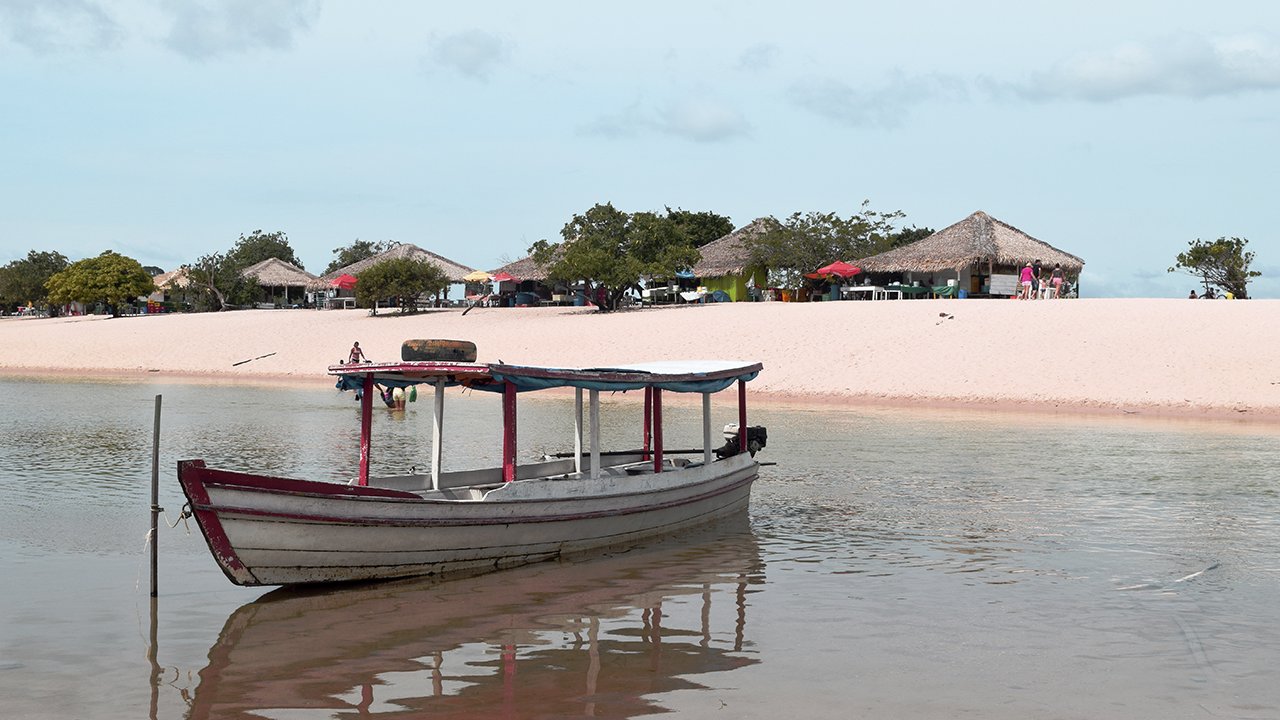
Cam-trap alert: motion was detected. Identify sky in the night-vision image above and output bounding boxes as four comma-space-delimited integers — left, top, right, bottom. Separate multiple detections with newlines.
2, 0, 1278, 298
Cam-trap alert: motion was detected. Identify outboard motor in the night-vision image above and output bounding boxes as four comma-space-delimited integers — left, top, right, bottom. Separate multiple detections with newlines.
714, 424, 768, 459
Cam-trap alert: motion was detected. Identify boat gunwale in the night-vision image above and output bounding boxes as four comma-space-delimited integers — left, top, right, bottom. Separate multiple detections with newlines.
192, 470, 757, 528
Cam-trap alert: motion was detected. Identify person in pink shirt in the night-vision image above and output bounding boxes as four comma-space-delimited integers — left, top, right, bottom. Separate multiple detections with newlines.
1019, 263, 1034, 300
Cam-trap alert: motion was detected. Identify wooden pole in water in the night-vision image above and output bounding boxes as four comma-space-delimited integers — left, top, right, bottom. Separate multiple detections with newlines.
150, 394, 161, 598
359, 374, 374, 486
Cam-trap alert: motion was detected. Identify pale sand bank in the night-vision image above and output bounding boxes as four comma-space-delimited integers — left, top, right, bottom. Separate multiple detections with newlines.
4, 299, 1278, 418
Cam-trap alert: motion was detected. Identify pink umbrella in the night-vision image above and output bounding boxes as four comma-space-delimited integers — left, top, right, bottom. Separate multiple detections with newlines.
331, 274, 359, 289
491, 272, 518, 283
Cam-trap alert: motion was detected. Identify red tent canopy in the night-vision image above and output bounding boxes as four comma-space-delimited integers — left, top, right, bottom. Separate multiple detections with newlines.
331, 274, 359, 289
491, 272, 517, 283
812, 261, 861, 278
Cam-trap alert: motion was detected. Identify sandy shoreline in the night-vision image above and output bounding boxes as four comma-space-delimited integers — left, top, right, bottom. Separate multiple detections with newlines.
7, 299, 1280, 420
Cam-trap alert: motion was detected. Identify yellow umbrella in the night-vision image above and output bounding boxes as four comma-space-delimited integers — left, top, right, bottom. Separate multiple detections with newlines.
463, 270, 493, 282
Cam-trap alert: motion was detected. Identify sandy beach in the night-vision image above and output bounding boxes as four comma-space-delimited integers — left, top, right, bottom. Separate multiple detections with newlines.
4, 299, 1278, 418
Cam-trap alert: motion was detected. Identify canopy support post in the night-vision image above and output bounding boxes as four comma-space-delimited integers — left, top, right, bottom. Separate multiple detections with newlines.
359, 374, 373, 486
589, 389, 600, 480
653, 388, 664, 474
502, 381, 517, 483
643, 386, 652, 461
702, 392, 712, 467
737, 379, 747, 454
574, 388, 583, 474
431, 378, 445, 491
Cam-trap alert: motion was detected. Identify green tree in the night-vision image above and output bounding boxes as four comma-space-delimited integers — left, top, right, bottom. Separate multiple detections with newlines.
325, 239, 397, 275
45, 251, 155, 317
354, 257, 450, 314
1168, 237, 1261, 299
181, 230, 302, 311
747, 201, 905, 290
0, 250, 70, 314
887, 225, 934, 249
665, 208, 734, 248
229, 230, 303, 270
185, 252, 247, 311
530, 203, 701, 312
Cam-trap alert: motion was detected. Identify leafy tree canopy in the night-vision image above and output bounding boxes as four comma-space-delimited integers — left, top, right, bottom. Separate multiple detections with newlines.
887, 225, 934, 249
665, 208, 734, 248
747, 201, 905, 290
229, 230, 303, 270
1168, 236, 1261, 299
529, 203, 702, 312
45, 250, 154, 317
355, 257, 450, 314
325, 239, 397, 275
181, 230, 300, 312
0, 250, 70, 313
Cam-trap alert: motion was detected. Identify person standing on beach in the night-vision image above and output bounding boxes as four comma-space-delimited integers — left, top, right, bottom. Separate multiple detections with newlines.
1019, 263, 1034, 300
349, 341, 366, 364
1050, 263, 1064, 299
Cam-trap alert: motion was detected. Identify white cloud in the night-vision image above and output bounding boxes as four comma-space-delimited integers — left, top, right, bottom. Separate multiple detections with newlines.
0, 0, 120, 53
580, 96, 749, 143
657, 97, 749, 142
162, 0, 319, 60
790, 72, 967, 128
1024, 33, 1280, 101
426, 29, 509, 81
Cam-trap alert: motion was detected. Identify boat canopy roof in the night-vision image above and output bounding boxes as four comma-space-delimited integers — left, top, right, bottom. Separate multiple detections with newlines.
329, 360, 761, 394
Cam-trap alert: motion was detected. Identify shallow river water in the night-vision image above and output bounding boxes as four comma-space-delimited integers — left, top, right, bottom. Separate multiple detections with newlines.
1, 375, 1278, 719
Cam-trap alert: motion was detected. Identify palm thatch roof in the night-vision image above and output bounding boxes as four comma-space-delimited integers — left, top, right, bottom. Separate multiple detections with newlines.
857, 211, 1085, 274
240, 258, 318, 287
490, 253, 552, 281
691, 218, 768, 277
307, 244, 475, 290
153, 267, 191, 289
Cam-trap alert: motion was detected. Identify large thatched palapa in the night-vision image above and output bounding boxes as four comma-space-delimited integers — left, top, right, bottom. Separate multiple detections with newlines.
307, 244, 475, 291
691, 219, 769, 301
241, 258, 317, 287
856, 211, 1084, 295
240, 258, 318, 305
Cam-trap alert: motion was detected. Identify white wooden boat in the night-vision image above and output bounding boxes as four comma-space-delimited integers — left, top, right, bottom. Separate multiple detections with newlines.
179, 342, 765, 586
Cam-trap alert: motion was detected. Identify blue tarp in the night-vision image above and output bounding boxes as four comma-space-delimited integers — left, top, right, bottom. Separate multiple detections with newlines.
489, 370, 758, 394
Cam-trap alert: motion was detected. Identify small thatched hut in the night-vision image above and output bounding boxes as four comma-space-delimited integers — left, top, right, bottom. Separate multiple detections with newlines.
241, 258, 318, 306
490, 254, 551, 282
691, 219, 769, 301
307, 244, 475, 301
855, 211, 1085, 296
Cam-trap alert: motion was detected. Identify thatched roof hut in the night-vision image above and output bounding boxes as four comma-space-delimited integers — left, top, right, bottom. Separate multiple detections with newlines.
857, 211, 1085, 274
153, 267, 191, 290
691, 219, 768, 277
240, 258, 318, 287
307, 244, 475, 290
490, 253, 552, 281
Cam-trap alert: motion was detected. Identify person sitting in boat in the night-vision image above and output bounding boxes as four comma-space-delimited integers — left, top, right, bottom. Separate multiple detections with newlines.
348, 342, 366, 364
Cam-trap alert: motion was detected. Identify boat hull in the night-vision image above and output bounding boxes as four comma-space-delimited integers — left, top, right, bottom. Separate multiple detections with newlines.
178, 455, 757, 586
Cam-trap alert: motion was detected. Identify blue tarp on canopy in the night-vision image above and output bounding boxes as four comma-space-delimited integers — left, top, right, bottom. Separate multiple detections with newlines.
489, 370, 758, 394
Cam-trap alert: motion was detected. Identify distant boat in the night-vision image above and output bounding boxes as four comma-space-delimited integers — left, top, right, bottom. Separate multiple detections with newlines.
179, 341, 767, 586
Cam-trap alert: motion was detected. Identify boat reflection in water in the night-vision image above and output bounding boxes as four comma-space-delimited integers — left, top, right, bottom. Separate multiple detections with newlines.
188, 515, 762, 719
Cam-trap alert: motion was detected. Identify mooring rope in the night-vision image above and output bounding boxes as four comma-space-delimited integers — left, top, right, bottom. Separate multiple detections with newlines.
134, 504, 194, 593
